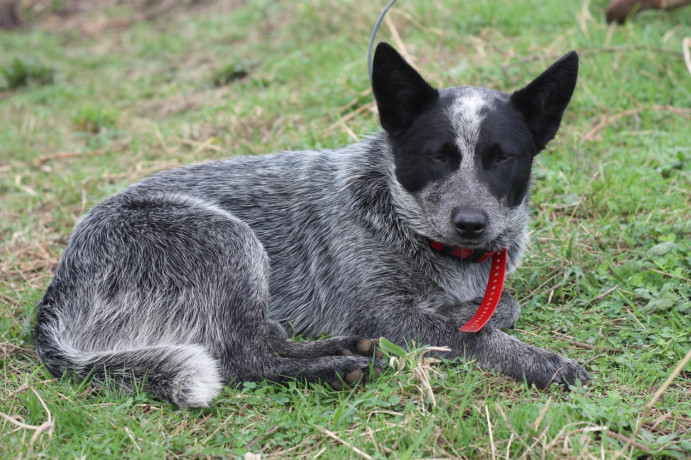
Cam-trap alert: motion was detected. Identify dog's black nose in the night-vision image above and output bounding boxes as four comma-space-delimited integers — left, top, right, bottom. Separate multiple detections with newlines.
453, 209, 487, 239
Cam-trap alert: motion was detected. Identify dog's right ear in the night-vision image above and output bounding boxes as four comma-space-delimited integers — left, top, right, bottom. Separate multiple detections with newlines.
372, 42, 439, 136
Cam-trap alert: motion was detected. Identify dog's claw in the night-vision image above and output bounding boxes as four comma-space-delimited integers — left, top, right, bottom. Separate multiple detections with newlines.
551, 361, 590, 388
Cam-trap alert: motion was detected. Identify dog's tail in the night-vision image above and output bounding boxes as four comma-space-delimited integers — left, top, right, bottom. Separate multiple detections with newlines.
35, 316, 224, 407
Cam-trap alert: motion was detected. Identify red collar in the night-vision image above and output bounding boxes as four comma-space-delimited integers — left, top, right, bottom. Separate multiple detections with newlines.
429, 240, 508, 333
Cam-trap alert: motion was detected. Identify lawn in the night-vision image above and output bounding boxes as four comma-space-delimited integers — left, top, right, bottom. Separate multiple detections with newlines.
1, 0, 690, 458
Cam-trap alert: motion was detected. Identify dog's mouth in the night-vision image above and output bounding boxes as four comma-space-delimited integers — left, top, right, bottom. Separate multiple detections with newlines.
455, 240, 500, 253
431, 233, 496, 252
456, 240, 494, 250
430, 226, 509, 253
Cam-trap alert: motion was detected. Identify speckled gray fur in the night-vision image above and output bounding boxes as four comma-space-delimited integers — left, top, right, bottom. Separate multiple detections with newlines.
35, 43, 589, 407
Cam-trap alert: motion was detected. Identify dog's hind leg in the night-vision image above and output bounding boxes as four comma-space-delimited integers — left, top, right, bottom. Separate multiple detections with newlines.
264, 320, 383, 358
260, 355, 383, 390
117, 195, 385, 391
273, 337, 384, 359
36, 193, 381, 407
171, 208, 382, 388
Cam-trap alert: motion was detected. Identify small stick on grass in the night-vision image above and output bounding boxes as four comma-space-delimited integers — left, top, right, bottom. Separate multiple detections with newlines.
494, 402, 536, 459
314, 425, 373, 460
580, 285, 619, 307
585, 105, 691, 141
683, 37, 691, 76
32, 146, 125, 167
531, 396, 552, 431
0, 387, 54, 446
124, 427, 142, 456
485, 404, 497, 460
384, 11, 414, 67
606, 430, 649, 452
325, 102, 375, 135
615, 348, 691, 458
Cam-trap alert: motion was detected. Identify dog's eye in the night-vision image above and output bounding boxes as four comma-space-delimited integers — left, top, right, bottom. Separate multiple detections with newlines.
490, 146, 513, 166
429, 143, 460, 169
430, 153, 449, 167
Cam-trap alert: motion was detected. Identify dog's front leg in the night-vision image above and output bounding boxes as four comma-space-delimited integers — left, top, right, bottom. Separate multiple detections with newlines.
367, 307, 589, 389
436, 291, 521, 329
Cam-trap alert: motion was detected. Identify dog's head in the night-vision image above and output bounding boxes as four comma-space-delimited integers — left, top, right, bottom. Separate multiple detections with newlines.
371, 42, 578, 251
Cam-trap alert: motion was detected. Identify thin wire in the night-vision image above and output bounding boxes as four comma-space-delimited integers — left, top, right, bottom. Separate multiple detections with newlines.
368, 0, 398, 84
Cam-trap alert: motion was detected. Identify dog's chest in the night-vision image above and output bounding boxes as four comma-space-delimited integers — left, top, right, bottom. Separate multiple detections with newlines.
430, 257, 491, 299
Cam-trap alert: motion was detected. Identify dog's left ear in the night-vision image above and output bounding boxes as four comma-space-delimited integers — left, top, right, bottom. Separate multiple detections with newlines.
372, 42, 439, 137
510, 51, 578, 153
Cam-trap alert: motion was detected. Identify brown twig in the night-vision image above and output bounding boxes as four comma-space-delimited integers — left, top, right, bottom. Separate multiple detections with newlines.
0, 292, 20, 307
493, 403, 537, 459
606, 430, 650, 452
515, 328, 625, 353
335, 88, 372, 113
314, 425, 373, 460
325, 101, 376, 135
0, 387, 54, 446
683, 37, 691, 76
531, 396, 552, 431
390, 9, 443, 37
32, 145, 126, 167
502, 45, 683, 73
485, 404, 497, 460
0, 342, 26, 359
585, 105, 691, 141
169, 136, 223, 153
580, 285, 619, 307
565, 169, 600, 227
615, 348, 691, 458
384, 11, 414, 67
412, 346, 449, 410
245, 424, 279, 449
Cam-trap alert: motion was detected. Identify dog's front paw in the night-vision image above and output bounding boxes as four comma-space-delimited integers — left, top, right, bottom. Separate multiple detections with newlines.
528, 352, 590, 389
551, 358, 590, 388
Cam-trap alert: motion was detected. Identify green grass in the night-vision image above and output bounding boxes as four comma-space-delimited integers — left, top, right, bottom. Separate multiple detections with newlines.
0, 57, 54, 91
1, 0, 690, 457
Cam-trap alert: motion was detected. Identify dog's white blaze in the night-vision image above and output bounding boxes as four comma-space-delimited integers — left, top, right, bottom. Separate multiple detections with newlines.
449, 89, 490, 159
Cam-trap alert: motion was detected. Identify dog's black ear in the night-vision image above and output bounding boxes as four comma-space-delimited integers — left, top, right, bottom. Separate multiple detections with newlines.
510, 51, 578, 153
372, 42, 439, 136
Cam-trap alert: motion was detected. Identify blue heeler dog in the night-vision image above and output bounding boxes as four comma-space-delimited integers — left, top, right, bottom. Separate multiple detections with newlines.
35, 42, 590, 407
